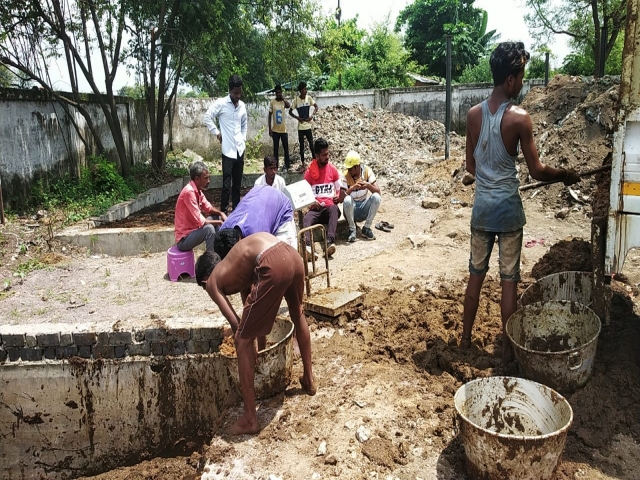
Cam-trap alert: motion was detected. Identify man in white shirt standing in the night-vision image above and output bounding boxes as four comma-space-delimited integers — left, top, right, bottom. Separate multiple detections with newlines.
203, 74, 248, 214
254, 156, 286, 192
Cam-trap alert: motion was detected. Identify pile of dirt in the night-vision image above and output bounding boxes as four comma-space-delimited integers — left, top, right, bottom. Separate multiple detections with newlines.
519, 75, 618, 211
531, 238, 593, 279
313, 104, 466, 197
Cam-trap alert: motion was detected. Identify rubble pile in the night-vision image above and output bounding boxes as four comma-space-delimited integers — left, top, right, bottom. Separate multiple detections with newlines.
518, 75, 618, 211
311, 104, 465, 197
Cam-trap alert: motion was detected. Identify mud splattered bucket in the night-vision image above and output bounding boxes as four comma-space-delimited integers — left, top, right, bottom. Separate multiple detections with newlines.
520, 271, 592, 307
221, 317, 294, 399
506, 301, 601, 392
454, 376, 573, 480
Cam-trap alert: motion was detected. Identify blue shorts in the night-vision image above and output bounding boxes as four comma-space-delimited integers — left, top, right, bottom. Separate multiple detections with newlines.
468, 227, 523, 282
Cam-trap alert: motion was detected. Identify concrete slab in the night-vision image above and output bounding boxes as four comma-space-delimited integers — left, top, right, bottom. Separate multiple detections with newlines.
303, 288, 364, 317
56, 226, 175, 257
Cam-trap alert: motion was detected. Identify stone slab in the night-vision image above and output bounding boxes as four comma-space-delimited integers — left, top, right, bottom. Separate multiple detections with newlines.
303, 289, 364, 317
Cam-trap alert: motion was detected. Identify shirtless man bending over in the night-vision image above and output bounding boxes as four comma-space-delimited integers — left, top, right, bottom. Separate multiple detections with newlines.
196, 232, 316, 434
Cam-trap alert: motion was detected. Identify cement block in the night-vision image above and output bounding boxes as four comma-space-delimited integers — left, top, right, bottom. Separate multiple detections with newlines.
7, 347, 20, 361
97, 332, 109, 345
133, 330, 145, 342
109, 332, 132, 346
44, 347, 57, 360
114, 346, 127, 358
192, 328, 220, 341
73, 332, 97, 346
210, 338, 223, 352
0, 348, 6, 362
186, 340, 210, 354
60, 333, 73, 347
78, 346, 92, 358
150, 342, 164, 356
37, 333, 61, 347
168, 328, 190, 341
128, 342, 151, 357
56, 346, 78, 359
3, 334, 25, 347
163, 341, 186, 356
21, 348, 43, 361
25, 334, 37, 348
145, 329, 167, 342
93, 345, 114, 359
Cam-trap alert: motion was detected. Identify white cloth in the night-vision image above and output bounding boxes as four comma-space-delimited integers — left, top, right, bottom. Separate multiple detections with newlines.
254, 174, 287, 192
203, 95, 247, 158
275, 218, 298, 250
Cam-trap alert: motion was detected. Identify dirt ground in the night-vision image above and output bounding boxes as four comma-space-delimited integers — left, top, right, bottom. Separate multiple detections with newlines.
1, 76, 640, 479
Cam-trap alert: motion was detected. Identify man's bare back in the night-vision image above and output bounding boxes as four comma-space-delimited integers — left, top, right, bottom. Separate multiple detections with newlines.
213, 232, 280, 296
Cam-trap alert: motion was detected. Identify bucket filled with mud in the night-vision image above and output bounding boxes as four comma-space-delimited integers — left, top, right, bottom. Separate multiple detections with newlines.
520, 271, 592, 307
454, 376, 573, 480
506, 301, 601, 392
220, 316, 294, 399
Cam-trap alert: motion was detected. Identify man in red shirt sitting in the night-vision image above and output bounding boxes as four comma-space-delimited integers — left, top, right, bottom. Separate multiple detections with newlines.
302, 138, 346, 257
174, 161, 226, 252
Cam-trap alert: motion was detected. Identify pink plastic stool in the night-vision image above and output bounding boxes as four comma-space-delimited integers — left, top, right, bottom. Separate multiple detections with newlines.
167, 246, 195, 282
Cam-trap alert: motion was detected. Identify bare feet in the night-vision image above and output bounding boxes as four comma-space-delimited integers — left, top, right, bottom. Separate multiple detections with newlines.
228, 414, 260, 435
459, 335, 472, 349
300, 375, 317, 396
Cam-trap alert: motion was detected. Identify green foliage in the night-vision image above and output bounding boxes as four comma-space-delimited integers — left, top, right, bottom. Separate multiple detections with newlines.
28, 156, 140, 224
524, 0, 626, 76
396, 0, 498, 79
117, 85, 146, 99
0, 64, 12, 87
246, 127, 266, 160
458, 56, 492, 84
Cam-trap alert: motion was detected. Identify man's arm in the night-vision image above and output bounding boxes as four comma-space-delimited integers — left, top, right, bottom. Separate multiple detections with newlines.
518, 109, 577, 184
268, 110, 273, 136
203, 100, 221, 137
465, 107, 479, 176
206, 278, 241, 333
241, 107, 247, 141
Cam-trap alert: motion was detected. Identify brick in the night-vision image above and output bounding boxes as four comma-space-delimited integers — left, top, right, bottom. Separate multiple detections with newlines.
7, 347, 20, 361
191, 328, 220, 341
21, 348, 43, 361
128, 342, 151, 357
145, 329, 167, 342
186, 340, 210, 354
60, 333, 73, 347
163, 341, 185, 356
210, 338, 223, 352
93, 345, 114, 359
96, 332, 109, 345
0, 348, 7, 362
73, 332, 97, 346
114, 346, 127, 358
56, 346, 78, 359
134, 330, 145, 342
168, 328, 190, 341
44, 347, 57, 360
37, 333, 61, 347
150, 342, 164, 356
109, 332, 132, 346
3, 334, 25, 348
78, 346, 92, 359
25, 334, 37, 348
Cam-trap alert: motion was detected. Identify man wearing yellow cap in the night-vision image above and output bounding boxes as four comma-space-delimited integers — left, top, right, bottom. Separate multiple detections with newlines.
343, 151, 381, 242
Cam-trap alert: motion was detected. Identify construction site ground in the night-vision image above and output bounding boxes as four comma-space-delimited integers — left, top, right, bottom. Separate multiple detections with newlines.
0, 75, 638, 479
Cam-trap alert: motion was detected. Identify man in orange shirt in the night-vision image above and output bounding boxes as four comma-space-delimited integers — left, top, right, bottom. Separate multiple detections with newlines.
174, 161, 226, 252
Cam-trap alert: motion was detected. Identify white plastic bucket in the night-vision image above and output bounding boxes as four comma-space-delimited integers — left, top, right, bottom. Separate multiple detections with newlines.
221, 317, 294, 399
506, 301, 601, 392
454, 376, 573, 480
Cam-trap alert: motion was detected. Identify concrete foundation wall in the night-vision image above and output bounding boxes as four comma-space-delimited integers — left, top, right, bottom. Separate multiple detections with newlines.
0, 318, 238, 480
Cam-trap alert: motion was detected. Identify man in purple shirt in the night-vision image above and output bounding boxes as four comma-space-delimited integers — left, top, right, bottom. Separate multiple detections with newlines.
214, 185, 298, 258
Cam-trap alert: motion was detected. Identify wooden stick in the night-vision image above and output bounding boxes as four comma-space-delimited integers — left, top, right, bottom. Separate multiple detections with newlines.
519, 164, 612, 192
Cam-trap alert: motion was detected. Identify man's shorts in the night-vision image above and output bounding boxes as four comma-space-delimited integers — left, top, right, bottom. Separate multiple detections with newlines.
468, 227, 523, 282
237, 242, 304, 339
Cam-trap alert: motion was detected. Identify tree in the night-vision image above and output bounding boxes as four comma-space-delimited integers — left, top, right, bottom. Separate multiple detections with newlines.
0, 0, 131, 175
524, 0, 626, 77
395, 0, 497, 79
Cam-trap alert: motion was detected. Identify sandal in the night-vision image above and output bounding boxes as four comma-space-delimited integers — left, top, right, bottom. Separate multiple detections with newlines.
375, 222, 391, 233
380, 221, 394, 229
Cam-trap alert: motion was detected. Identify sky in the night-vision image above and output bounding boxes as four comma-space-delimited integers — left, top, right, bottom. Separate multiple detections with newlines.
331, 0, 571, 66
